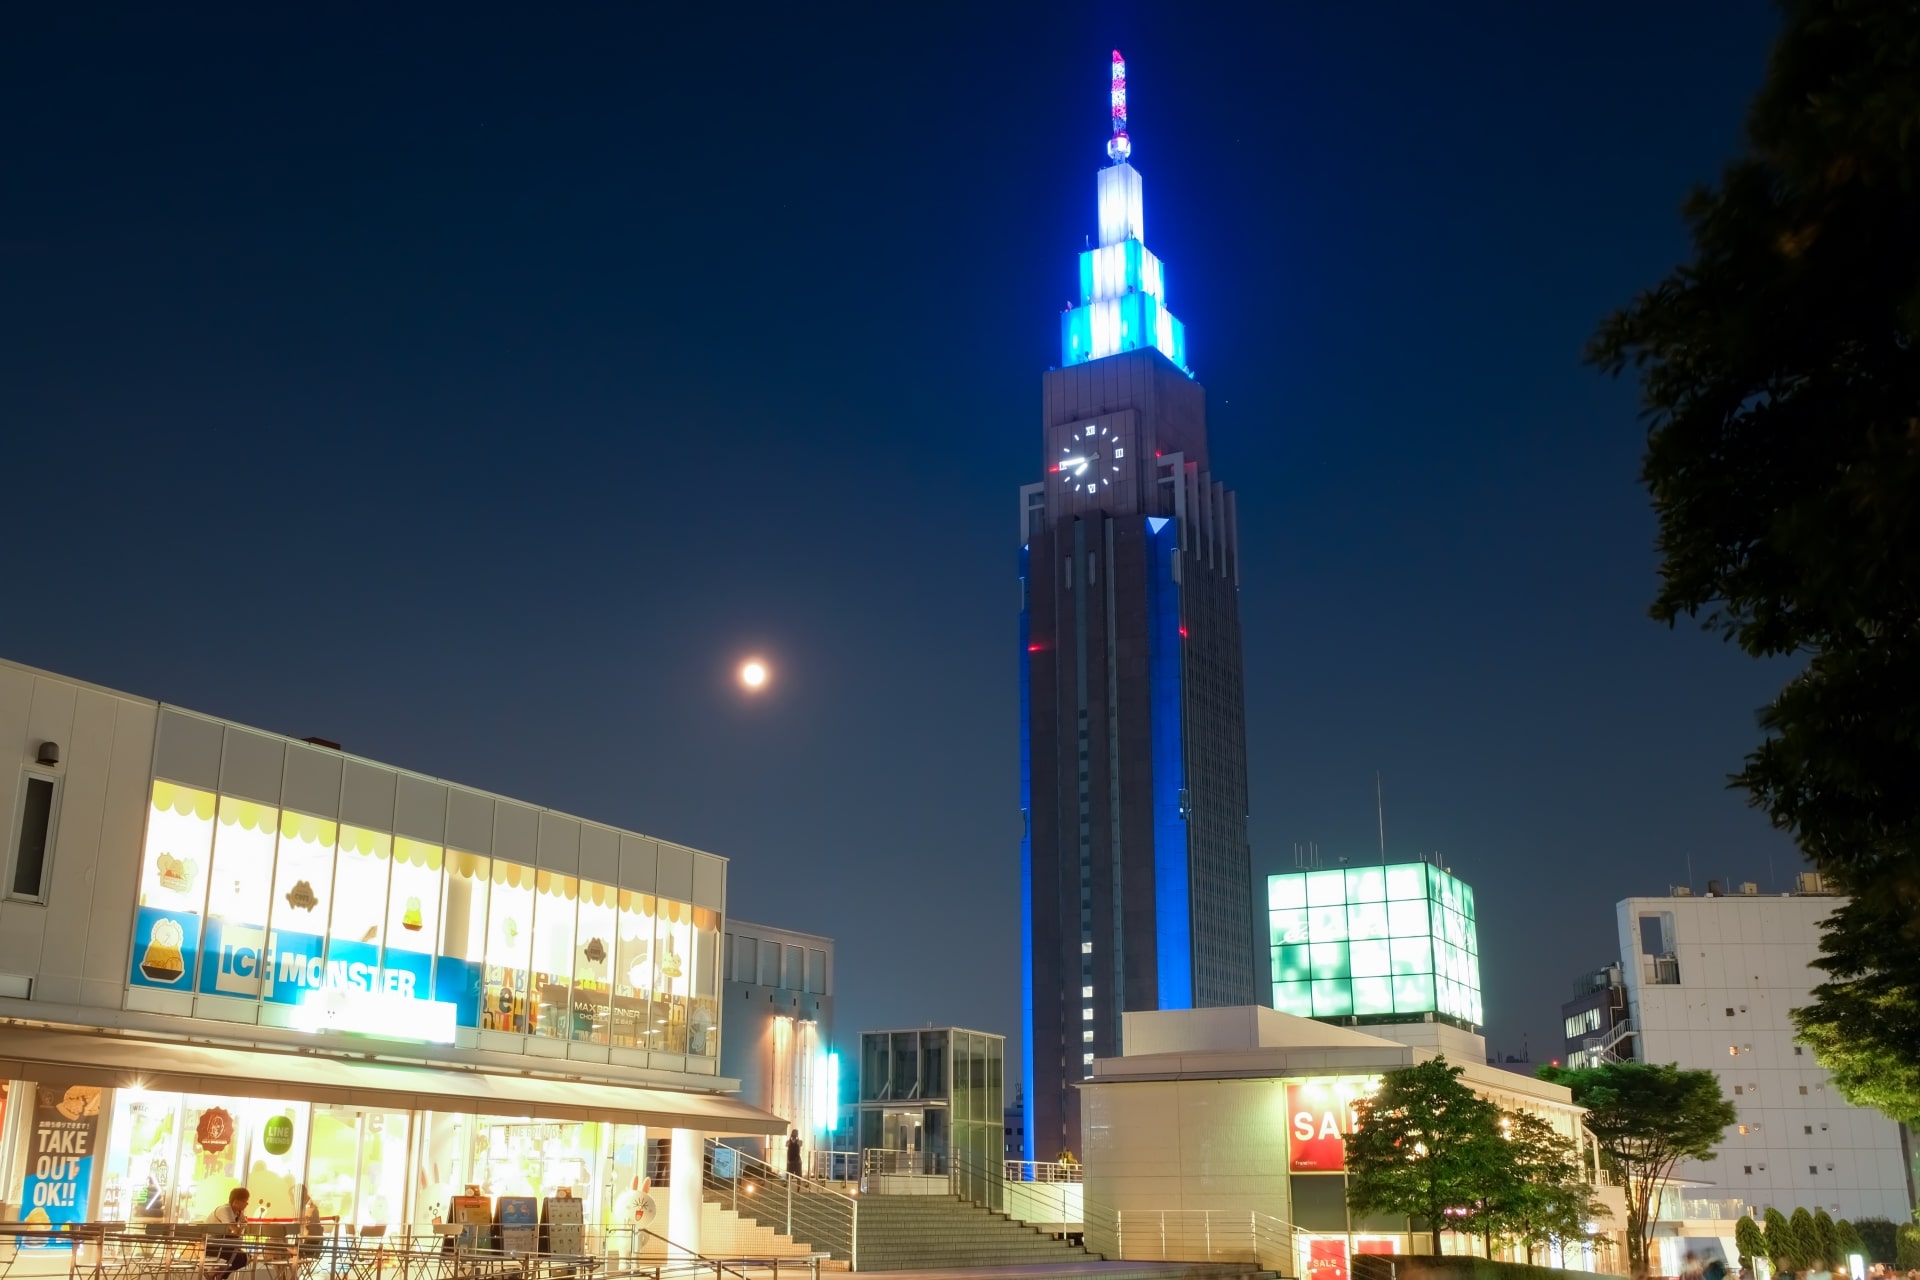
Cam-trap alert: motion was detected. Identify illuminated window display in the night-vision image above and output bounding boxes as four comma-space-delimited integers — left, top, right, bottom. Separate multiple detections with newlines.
1268, 863, 1482, 1026
437, 851, 489, 1025
529, 873, 578, 1039
485, 861, 536, 1032
121, 781, 721, 1061
131, 783, 218, 991
198, 799, 280, 998
573, 883, 617, 1044
383, 839, 443, 1001
264, 811, 338, 1005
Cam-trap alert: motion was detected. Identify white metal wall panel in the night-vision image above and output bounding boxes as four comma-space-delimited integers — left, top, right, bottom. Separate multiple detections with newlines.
446, 788, 494, 855
219, 727, 285, 805
154, 709, 223, 789
83, 698, 155, 995
281, 744, 343, 819
394, 774, 449, 843
339, 759, 397, 830
36, 688, 117, 984
494, 801, 538, 864
656, 842, 694, 904
691, 853, 725, 913
537, 812, 580, 874
579, 824, 618, 885
619, 835, 657, 892
26, 677, 78, 767
0, 664, 32, 848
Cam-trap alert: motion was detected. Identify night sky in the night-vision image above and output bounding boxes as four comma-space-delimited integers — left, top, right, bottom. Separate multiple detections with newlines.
2, 4, 1797, 1070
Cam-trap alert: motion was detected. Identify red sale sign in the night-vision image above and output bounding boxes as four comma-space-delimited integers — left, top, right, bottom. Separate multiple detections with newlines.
1287, 1078, 1375, 1172
1308, 1237, 1349, 1280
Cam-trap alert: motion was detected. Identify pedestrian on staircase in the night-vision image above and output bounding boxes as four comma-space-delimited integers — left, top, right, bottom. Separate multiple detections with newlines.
786, 1128, 803, 1178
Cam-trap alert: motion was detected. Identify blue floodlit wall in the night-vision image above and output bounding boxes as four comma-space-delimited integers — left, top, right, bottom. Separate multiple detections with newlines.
1017, 544, 1037, 1161
1144, 517, 1191, 1009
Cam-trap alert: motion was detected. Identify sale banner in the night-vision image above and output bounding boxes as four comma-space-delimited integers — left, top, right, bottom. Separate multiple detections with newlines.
1287, 1078, 1375, 1172
19, 1083, 104, 1240
1309, 1237, 1350, 1280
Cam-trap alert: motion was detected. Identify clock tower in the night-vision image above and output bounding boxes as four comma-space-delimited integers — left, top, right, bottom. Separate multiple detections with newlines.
1017, 52, 1257, 1161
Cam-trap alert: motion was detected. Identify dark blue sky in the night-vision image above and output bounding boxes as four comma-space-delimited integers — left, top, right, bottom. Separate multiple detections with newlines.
2, 3, 1795, 1066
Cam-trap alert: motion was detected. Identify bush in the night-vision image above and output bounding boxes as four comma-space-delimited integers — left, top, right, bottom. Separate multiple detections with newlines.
1853, 1218, 1897, 1267
1351, 1256, 1624, 1280
1896, 1222, 1920, 1271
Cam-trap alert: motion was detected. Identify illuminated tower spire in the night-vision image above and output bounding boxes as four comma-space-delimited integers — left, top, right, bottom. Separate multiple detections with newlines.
1061, 50, 1189, 371
1107, 50, 1131, 163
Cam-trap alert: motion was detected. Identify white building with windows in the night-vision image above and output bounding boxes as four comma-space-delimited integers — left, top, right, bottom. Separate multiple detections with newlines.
0, 654, 791, 1246
1610, 885, 1915, 1227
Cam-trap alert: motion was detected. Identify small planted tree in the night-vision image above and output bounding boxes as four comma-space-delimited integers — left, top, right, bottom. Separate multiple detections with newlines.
1835, 1219, 1865, 1265
1855, 1219, 1898, 1267
1812, 1209, 1840, 1269
1764, 1208, 1798, 1272
1792, 1209, 1820, 1269
1346, 1057, 1505, 1256
1735, 1216, 1767, 1275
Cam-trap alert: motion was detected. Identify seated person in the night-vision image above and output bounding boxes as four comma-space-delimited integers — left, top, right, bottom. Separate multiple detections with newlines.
204, 1187, 251, 1280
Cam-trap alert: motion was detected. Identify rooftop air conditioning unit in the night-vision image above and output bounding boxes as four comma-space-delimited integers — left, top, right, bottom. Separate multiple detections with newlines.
1672, 885, 1694, 897
1795, 872, 1827, 894
1739, 882, 1759, 895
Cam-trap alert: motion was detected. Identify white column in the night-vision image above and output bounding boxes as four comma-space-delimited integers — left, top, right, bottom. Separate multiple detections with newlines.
669, 1128, 704, 1258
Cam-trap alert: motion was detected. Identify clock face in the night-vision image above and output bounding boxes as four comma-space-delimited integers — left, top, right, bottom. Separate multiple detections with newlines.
1055, 423, 1127, 494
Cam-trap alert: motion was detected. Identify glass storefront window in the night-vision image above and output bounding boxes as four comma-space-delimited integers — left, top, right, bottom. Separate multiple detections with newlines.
131, 782, 218, 991
613, 891, 654, 1049
484, 861, 536, 1032
198, 798, 280, 999
572, 882, 617, 1044
529, 874, 578, 1039
384, 839, 443, 1002
654, 901, 694, 1054
691, 908, 719, 1058
328, 827, 391, 993
438, 851, 490, 1027
240, 1099, 307, 1218
265, 811, 337, 1006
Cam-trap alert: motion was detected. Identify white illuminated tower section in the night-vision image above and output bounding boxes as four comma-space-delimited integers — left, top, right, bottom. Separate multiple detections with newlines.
1059, 52, 1189, 371
1018, 51, 1254, 1162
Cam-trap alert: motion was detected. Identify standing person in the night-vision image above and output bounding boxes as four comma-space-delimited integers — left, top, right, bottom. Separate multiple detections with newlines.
785, 1129, 803, 1179
204, 1187, 251, 1280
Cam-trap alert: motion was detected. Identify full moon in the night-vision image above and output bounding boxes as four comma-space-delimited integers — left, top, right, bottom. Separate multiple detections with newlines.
739, 660, 768, 690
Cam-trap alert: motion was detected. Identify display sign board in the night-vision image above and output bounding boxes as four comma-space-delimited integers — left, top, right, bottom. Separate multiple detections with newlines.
19, 1084, 103, 1241
448, 1195, 493, 1249
542, 1194, 584, 1256
1286, 1078, 1376, 1173
711, 1147, 739, 1179
496, 1196, 538, 1253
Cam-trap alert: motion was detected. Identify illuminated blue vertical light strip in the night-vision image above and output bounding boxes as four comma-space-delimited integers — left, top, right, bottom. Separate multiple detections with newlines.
1145, 518, 1192, 1008
1017, 544, 1037, 1162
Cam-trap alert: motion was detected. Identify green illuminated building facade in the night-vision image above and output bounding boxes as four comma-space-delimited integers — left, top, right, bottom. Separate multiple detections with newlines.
1267, 862, 1482, 1028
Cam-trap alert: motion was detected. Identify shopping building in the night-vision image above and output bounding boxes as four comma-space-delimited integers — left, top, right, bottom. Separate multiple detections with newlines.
717, 920, 837, 1166
0, 655, 785, 1243
1570, 881, 1917, 1241
1080, 1006, 1628, 1276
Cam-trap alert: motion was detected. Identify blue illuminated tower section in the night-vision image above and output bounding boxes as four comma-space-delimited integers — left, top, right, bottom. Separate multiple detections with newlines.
1018, 51, 1256, 1162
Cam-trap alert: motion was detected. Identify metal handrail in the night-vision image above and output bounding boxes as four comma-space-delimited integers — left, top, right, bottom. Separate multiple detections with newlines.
702, 1141, 855, 1266
1004, 1160, 1082, 1184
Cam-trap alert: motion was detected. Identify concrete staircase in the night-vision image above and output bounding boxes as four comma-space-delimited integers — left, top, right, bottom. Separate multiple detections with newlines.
849, 1193, 1092, 1271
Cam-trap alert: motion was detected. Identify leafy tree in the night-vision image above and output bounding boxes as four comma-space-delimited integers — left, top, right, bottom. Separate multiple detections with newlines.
1792, 1209, 1819, 1269
1765, 1207, 1799, 1271
1483, 1111, 1604, 1264
1897, 1222, 1920, 1270
1346, 1057, 1505, 1255
1812, 1207, 1839, 1268
1736, 1216, 1768, 1274
1587, 0, 1920, 1127
1854, 1218, 1898, 1267
1539, 1061, 1737, 1274
1834, 1219, 1865, 1264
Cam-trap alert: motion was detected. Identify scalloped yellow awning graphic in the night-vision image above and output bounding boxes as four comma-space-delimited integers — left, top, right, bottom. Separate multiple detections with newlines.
151, 781, 216, 821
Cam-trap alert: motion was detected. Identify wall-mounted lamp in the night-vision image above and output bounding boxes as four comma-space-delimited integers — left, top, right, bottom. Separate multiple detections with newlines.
35, 741, 59, 766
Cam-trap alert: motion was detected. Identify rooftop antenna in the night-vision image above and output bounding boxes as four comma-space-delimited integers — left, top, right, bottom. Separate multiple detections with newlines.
1376, 772, 1387, 867
1106, 51, 1131, 164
